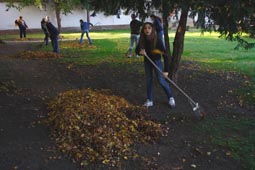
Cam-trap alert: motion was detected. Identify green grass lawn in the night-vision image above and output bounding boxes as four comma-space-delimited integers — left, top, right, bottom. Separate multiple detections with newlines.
2, 29, 254, 78
1, 29, 255, 169
4, 28, 253, 111
58, 30, 255, 76
182, 31, 255, 78
195, 116, 255, 170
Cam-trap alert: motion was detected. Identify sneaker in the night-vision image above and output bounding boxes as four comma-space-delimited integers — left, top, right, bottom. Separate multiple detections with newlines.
128, 54, 132, 58
169, 97, 175, 107
143, 100, 153, 107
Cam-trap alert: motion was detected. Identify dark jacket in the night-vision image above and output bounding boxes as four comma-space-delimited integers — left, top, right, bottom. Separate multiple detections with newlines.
46, 22, 59, 37
41, 20, 49, 34
153, 18, 163, 33
136, 38, 169, 72
130, 19, 143, 35
15, 19, 28, 30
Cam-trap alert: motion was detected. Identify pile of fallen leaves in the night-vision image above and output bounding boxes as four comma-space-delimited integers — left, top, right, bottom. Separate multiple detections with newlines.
19, 51, 61, 59
47, 88, 164, 168
60, 41, 96, 49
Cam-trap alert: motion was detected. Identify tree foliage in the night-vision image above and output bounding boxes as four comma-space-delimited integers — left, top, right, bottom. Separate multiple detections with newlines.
6, 0, 82, 31
192, 0, 255, 39
85, 0, 254, 78
6, 0, 80, 13
5, 0, 255, 76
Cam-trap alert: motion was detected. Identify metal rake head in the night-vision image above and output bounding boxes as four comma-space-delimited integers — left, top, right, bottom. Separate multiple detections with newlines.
190, 102, 206, 119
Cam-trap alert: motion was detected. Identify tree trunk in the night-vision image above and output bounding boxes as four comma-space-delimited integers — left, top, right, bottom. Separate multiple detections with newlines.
169, 6, 188, 81
162, 0, 171, 58
86, 3, 90, 22
55, 2, 61, 32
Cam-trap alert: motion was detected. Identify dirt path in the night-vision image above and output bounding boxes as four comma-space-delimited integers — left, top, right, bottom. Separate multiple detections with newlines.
0, 41, 252, 170
0, 57, 81, 169
0, 41, 38, 56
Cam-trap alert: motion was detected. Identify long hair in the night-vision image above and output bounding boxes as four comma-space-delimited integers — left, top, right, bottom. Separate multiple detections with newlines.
138, 22, 158, 50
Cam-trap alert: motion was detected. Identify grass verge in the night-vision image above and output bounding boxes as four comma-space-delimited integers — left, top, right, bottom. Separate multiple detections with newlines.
196, 116, 255, 170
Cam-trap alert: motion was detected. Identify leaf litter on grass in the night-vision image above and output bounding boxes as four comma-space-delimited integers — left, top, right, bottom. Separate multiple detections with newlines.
18, 51, 61, 59
59, 41, 96, 49
46, 88, 166, 168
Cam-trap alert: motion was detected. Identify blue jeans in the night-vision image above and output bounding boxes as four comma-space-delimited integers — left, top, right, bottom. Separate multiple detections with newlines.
129, 34, 139, 55
50, 35, 59, 53
144, 59, 173, 101
19, 27, 26, 38
80, 30, 92, 44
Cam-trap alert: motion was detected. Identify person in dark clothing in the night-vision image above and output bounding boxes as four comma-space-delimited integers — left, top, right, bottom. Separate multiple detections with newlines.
41, 17, 49, 45
79, 19, 93, 45
127, 14, 143, 57
136, 22, 175, 108
150, 14, 164, 47
46, 18, 60, 53
15, 16, 28, 38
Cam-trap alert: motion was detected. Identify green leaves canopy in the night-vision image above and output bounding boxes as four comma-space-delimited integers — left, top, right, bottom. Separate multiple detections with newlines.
6, 0, 82, 14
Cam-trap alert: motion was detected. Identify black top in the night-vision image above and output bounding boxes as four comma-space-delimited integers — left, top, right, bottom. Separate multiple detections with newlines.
130, 19, 143, 35
15, 19, 28, 30
41, 20, 49, 34
136, 38, 169, 72
46, 22, 59, 37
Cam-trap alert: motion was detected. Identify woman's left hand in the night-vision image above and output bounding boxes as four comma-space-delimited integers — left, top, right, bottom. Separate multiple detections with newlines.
162, 72, 168, 78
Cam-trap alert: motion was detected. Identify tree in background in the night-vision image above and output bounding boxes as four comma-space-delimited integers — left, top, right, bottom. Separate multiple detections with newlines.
5, 0, 255, 79
192, 0, 255, 39
152, 0, 254, 79
87, 0, 193, 80
6, 0, 84, 31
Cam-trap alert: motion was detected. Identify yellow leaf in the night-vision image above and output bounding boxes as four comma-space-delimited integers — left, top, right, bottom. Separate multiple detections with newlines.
102, 159, 110, 164
226, 151, 232, 156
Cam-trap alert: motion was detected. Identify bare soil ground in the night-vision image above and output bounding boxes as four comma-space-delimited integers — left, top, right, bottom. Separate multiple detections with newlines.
0, 41, 254, 170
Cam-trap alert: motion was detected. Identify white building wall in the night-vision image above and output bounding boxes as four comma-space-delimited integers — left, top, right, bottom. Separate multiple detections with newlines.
1, 2, 194, 31
0, 2, 131, 30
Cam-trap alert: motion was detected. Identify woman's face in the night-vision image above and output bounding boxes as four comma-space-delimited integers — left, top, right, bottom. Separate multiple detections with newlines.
143, 24, 153, 36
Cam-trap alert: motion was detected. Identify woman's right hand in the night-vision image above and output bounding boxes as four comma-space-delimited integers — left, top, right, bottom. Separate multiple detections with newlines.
139, 49, 146, 56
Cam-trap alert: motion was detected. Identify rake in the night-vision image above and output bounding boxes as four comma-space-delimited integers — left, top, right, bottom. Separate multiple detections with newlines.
144, 51, 205, 118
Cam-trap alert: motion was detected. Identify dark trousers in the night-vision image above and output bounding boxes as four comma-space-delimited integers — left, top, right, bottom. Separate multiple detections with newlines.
19, 28, 26, 38
50, 35, 59, 53
44, 33, 49, 45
